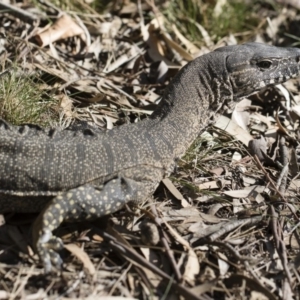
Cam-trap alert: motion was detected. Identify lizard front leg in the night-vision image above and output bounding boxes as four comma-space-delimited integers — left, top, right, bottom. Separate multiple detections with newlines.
33, 177, 151, 273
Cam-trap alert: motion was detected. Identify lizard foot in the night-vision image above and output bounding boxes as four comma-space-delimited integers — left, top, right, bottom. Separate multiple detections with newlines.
35, 229, 64, 273
33, 177, 150, 272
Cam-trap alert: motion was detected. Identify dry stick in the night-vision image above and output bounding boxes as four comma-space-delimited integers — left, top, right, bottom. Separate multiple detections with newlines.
276, 162, 289, 192
282, 280, 293, 300
72, 0, 105, 21
15, 36, 144, 99
276, 0, 300, 10
243, 260, 266, 286
255, 153, 297, 289
0, 2, 40, 24
292, 265, 300, 287
100, 230, 205, 300
105, 81, 139, 104
37, 0, 61, 14
253, 155, 299, 220
150, 204, 182, 282
108, 262, 132, 296
208, 241, 260, 263
59, 76, 105, 91
0, 68, 12, 79
270, 205, 293, 286
59, 270, 85, 298
277, 136, 289, 194
106, 224, 155, 293
207, 216, 263, 242
10, 36, 107, 81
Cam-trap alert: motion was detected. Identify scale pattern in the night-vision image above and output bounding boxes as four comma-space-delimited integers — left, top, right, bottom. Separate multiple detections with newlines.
0, 43, 300, 272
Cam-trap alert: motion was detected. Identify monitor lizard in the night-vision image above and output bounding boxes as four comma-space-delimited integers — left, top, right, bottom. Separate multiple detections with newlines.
0, 42, 299, 272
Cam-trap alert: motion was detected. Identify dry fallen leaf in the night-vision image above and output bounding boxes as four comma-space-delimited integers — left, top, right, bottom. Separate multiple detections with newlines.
0, 291, 9, 299
160, 31, 193, 61
215, 115, 252, 145
34, 63, 77, 82
171, 24, 200, 56
217, 252, 230, 276
198, 180, 230, 190
248, 136, 268, 162
7, 226, 28, 254
162, 178, 191, 207
223, 185, 268, 199
231, 99, 251, 131
139, 247, 163, 287
275, 109, 293, 138
0, 214, 5, 226
58, 94, 73, 118
163, 221, 200, 284
64, 243, 95, 275
35, 14, 85, 47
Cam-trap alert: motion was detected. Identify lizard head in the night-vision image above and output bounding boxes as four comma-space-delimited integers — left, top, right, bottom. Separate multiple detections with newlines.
215, 42, 300, 99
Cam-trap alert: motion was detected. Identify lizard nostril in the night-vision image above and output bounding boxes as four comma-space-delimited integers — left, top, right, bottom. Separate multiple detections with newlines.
296, 56, 300, 63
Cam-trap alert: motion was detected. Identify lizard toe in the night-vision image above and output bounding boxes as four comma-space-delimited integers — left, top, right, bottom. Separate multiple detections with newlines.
49, 248, 63, 270
36, 229, 63, 273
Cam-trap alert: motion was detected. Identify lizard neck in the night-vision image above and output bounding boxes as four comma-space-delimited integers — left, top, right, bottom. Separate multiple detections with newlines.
147, 53, 233, 159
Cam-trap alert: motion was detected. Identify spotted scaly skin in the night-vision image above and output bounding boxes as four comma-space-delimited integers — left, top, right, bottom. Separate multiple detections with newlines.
0, 43, 300, 272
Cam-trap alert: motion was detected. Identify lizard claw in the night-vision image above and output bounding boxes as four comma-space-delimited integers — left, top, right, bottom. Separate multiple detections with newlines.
36, 229, 64, 273
32, 180, 152, 272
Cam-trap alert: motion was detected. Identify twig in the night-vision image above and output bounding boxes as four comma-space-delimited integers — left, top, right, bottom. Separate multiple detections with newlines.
100, 230, 205, 300
277, 136, 289, 194
150, 204, 182, 282
58, 76, 104, 91
108, 263, 132, 296
253, 155, 299, 220
207, 216, 262, 242
0, 68, 12, 79
105, 81, 138, 104
37, 0, 61, 14
0, 2, 40, 24
282, 279, 293, 300
275, 0, 300, 10
276, 163, 289, 192
208, 241, 260, 263
270, 205, 293, 286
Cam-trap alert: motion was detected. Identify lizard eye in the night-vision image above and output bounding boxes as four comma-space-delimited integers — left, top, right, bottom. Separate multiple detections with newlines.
257, 60, 272, 69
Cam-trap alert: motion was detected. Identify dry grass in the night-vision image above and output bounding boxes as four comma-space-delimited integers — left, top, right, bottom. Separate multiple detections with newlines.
0, 0, 300, 299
